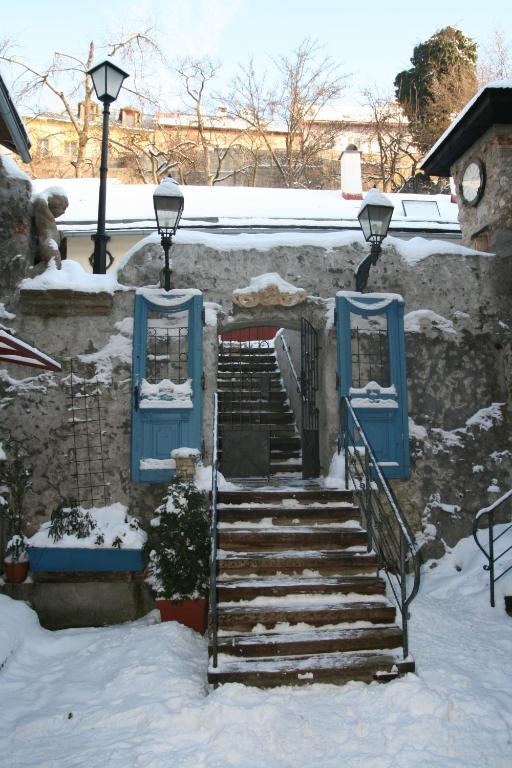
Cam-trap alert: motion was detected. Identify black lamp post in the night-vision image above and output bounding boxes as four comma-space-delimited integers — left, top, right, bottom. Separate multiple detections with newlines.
355, 188, 394, 292
87, 59, 129, 274
153, 177, 185, 291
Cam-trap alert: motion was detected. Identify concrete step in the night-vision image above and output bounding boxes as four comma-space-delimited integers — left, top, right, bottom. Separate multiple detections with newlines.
217, 526, 368, 552
216, 575, 386, 601
219, 347, 276, 356
212, 624, 402, 657
216, 599, 396, 632
219, 412, 295, 425
217, 549, 378, 577
218, 399, 292, 413
218, 489, 355, 505
208, 651, 401, 687
217, 503, 360, 525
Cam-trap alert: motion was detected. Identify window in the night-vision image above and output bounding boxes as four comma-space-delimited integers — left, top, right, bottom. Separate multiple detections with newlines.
350, 313, 390, 388
64, 141, 77, 156
145, 309, 189, 385
38, 138, 49, 156
402, 200, 440, 219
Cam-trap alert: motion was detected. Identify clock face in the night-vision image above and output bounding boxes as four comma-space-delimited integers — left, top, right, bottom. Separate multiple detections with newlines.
461, 160, 485, 206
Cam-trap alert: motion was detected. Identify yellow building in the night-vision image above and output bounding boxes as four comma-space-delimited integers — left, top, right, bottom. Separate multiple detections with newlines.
17, 102, 418, 191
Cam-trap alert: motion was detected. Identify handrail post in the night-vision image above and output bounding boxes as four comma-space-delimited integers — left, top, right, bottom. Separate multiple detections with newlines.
209, 392, 220, 668
340, 395, 420, 664
342, 399, 349, 490
364, 446, 373, 552
489, 509, 495, 608
400, 534, 408, 659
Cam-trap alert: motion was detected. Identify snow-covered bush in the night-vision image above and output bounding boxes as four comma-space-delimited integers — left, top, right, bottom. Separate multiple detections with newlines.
49, 504, 96, 541
0, 436, 32, 540
5, 534, 28, 564
148, 480, 210, 602
29, 503, 147, 550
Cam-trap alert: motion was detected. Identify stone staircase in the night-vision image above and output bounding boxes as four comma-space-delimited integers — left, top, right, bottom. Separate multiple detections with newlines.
217, 343, 302, 478
208, 488, 412, 687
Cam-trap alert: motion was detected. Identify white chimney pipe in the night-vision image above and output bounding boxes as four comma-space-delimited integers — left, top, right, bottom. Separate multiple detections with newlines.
340, 144, 363, 200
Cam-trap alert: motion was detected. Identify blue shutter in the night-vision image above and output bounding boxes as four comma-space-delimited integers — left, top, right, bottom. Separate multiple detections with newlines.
336, 291, 410, 479
131, 290, 203, 483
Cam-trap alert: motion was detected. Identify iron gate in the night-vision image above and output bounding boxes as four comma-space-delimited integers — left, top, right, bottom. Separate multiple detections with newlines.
218, 327, 276, 478
300, 318, 320, 478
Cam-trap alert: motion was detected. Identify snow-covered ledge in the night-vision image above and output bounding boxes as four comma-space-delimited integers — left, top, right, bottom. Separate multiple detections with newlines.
18, 259, 131, 316
232, 272, 307, 308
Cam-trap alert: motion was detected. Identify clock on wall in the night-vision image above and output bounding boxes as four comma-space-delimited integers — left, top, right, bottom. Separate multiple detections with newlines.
460, 159, 486, 206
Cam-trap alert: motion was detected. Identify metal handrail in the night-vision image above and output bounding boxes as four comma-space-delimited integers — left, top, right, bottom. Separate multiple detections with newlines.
338, 396, 420, 658
209, 391, 220, 667
277, 332, 301, 394
473, 488, 512, 607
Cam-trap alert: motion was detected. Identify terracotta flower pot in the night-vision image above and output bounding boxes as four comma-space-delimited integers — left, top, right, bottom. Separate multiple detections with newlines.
156, 597, 207, 633
4, 559, 29, 584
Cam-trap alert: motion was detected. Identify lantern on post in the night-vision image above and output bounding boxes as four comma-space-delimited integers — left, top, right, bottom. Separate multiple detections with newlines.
355, 188, 394, 292
153, 177, 185, 291
87, 60, 129, 274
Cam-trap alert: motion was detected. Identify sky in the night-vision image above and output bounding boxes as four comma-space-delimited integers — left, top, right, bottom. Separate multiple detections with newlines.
2, 0, 511, 112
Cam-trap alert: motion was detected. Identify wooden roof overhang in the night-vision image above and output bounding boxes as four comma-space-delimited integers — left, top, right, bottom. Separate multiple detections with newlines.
0, 74, 31, 163
421, 84, 512, 177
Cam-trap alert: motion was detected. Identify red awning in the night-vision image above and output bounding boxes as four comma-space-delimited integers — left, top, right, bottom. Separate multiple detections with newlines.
0, 330, 61, 372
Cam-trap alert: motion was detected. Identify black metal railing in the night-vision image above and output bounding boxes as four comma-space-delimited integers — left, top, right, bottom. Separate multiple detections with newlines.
277, 332, 301, 394
209, 391, 220, 668
472, 489, 512, 607
338, 396, 420, 658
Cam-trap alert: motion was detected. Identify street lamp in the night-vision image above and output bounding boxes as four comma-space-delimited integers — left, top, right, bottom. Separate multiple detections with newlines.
153, 177, 185, 291
87, 59, 129, 274
355, 188, 394, 292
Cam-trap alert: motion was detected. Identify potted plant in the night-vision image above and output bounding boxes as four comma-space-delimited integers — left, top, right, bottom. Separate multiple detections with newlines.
1, 436, 32, 583
148, 479, 210, 633
28, 502, 147, 572
3, 534, 29, 583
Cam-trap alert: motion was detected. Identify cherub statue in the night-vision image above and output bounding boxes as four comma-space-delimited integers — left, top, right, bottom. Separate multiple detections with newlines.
32, 187, 69, 270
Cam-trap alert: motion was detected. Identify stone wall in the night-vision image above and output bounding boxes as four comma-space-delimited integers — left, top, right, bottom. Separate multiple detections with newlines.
0, 156, 32, 291
1, 227, 511, 561
452, 125, 512, 254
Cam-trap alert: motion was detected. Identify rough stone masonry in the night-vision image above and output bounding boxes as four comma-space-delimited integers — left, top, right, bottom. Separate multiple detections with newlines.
1, 157, 511, 563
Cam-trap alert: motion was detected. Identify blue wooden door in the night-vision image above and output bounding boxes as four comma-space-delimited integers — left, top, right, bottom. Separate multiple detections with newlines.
336, 291, 410, 479
131, 289, 203, 483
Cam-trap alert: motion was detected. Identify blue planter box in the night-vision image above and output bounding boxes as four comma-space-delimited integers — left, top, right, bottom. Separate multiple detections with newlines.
29, 547, 144, 573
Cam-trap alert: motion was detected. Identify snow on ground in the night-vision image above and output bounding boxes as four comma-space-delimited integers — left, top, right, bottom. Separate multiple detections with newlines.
0, 533, 511, 768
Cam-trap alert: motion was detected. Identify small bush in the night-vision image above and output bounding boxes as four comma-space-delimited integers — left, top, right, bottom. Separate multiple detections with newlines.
148, 480, 210, 602
48, 505, 96, 542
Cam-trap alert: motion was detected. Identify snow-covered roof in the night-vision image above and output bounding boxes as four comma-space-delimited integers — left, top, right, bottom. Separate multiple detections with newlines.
31, 178, 460, 236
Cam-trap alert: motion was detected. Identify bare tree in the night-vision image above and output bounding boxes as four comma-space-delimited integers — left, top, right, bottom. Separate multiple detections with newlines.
0, 32, 160, 178
360, 88, 419, 191
478, 29, 512, 85
173, 58, 255, 186
228, 39, 348, 188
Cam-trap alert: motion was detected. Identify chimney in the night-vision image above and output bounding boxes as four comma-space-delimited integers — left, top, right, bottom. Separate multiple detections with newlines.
340, 144, 363, 200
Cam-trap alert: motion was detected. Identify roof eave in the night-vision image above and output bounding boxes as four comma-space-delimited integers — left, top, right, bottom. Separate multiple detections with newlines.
0, 75, 32, 163
421, 85, 512, 177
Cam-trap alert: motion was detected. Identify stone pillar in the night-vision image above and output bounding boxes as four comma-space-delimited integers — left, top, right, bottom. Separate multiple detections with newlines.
171, 448, 200, 482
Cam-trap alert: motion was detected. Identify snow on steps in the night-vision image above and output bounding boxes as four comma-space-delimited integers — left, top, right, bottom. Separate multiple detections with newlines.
212, 625, 403, 658
208, 651, 403, 687
209, 489, 410, 688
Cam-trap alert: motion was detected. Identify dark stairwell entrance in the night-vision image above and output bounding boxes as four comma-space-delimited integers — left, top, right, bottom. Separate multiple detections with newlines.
217, 324, 319, 482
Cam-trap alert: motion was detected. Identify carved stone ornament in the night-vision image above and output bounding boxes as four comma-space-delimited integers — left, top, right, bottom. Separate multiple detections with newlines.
232, 273, 307, 308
